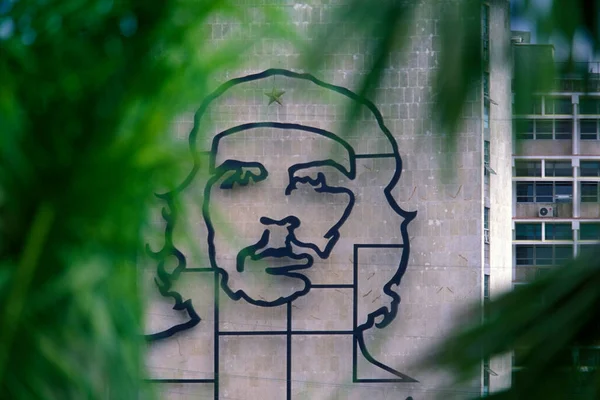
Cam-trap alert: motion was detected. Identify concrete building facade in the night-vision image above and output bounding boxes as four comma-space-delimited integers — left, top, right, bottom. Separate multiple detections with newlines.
141, 1, 513, 399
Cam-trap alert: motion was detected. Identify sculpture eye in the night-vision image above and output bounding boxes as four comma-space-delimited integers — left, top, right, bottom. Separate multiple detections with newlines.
218, 164, 268, 189
285, 172, 329, 194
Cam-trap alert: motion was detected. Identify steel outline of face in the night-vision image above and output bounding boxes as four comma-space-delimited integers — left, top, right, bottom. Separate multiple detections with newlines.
146, 68, 417, 342
203, 123, 357, 307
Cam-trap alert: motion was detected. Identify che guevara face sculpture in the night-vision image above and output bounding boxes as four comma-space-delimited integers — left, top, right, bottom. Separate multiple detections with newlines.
148, 69, 416, 341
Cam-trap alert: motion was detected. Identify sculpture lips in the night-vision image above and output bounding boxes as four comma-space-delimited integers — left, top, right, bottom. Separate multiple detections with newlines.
236, 228, 315, 274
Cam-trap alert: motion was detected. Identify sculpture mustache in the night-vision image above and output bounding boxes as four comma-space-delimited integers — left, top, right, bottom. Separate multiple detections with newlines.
235, 228, 315, 274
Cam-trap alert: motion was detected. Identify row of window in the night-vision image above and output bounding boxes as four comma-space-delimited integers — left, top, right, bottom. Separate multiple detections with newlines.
516, 181, 600, 203
516, 118, 600, 140
515, 96, 600, 116
516, 181, 572, 203
515, 160, 600, 177
515, 222, 600, 241
516, 119, 572, 140
515, 96, 573, 115
516, 244, 599, 266
515, 244, 573, 266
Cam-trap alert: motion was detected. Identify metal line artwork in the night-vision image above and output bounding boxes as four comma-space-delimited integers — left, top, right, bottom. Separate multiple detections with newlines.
145, 69, 418, 398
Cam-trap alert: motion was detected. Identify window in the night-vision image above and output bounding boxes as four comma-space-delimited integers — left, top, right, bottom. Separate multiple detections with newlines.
554, 120, 573, 139
545, 223, 572, 240
482, 4, 489, 67
483, 141, 495, 175
484, 274, 490, 300
580, 161, 600, 177
517, 119, 572, 139
580, 223, 600, 240
484, 101, 490, 136
516, 182, 573, 203
483, 356, 490, 396
515, 160, 541, 177
514, 95, 542, 115
545, 161, 572, 177
484, 207, 490, 243
579, 97, 600, 114
515, 223, 542, 240
581, 182, 600, 202
579, 244, 598, 257
545, 97, 573, 115
483, 72, 490, 99
580, 119, 600, 140
516, 244, 573, 266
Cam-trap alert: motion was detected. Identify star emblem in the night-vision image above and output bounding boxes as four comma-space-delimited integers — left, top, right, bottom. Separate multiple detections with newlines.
265, 88, 285, 105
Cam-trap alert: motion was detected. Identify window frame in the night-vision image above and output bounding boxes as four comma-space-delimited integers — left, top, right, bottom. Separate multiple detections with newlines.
579, 119, 600, 140
516, 118, 573, 140
482, 4, 490, 68
545, 223, 573, 240
580, 223, 600, 241
516, 181, 573, 203
545, 161, 572, 177
581, 182, 600, 203
579, 97, 600, 115
515, 160, 542, 177
515, 223, 542, 240
545, 96, 573, 115
580, 161, 600, 177
515, 244, 573, 266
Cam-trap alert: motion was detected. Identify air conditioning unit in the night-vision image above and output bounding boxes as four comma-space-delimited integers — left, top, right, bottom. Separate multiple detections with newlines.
538, 206, 554, 217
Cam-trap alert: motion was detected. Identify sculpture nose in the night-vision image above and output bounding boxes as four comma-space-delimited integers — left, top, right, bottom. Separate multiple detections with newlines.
259, 216, 300, 250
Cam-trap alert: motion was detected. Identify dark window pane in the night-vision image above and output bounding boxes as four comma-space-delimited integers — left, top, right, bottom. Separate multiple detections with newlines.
484, 207, 490, 229
482, 5, 489, 64
516, 245, 533, 265
547, 97, 572, 114
536, 183, 553, 202
581, 120, 597, 133
546, 224, 572, 240
555, 182, 573, 197
580, 120, 598, 140
516, 223, 542, 240
582, 182, 599, 202
535, 245, 553, 265
516, 119, 534, 139
483, 73, 490, 98
580, 223, 600, 240
517, 182, 534, 202
580, 244, 598, 257
580, 98, 599, 114
581, 161, 600, 177
515, 161, 541, 177
554, 245, 573, 263
546, 161, 572, 177
536, 120, 553, 139
554, 120, 572, 139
